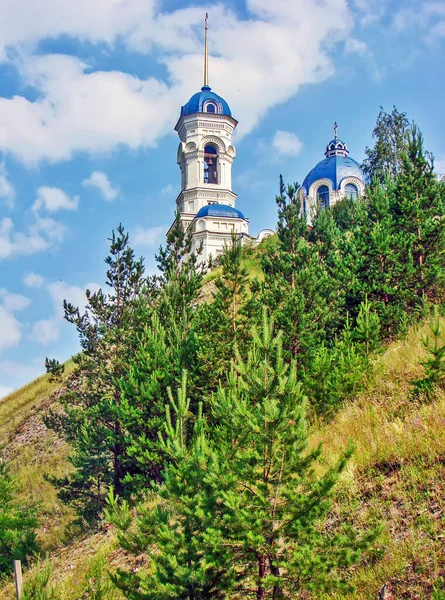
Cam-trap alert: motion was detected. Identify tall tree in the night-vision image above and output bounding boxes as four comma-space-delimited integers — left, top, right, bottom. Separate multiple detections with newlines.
111, 314, 373, 599
155, 211, 204, 394
197, 233, 255, 390
260, 178, 342, 359
362, 105, 410, 184
45, 225, 149, 518
390, 127, 445, 302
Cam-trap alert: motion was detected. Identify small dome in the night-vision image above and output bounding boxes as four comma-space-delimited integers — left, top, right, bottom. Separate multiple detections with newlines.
195, 204, 245, 219
302, 136, 364, 193
325, 138, 349, 157
181, 86, 232, 118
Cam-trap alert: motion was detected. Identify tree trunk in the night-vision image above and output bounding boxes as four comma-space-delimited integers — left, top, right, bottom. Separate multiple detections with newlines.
257, 554, 266, 599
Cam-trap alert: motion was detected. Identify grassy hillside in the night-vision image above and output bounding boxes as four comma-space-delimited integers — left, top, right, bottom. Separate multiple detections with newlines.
0, 322, 444, 598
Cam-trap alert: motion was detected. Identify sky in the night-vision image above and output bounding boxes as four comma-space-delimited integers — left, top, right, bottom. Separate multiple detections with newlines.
0, 0, 445, 397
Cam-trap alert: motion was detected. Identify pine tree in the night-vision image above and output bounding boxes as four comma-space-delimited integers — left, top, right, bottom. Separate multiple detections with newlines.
358, 128, 445, 335
260, 178, 342, 360
303, 317, 371, 416
412, 306, 445, 399
111, 314, 374, 598
110, 374, 232, 599
0, 461, 38, 576
44, 358, 64, 383
356, 180, 409, 334
197, 233, 255, 390
44, 225, 149, 518
390, 127, 445, 304
155, 210, 204, 396
353, 295, 381, 356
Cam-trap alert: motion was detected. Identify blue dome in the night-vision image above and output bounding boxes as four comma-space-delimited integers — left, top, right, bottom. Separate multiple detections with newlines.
195, 204, 245, 219
181, 86, 232, 118
302, 136, 364, 193
302, 155, 364, 193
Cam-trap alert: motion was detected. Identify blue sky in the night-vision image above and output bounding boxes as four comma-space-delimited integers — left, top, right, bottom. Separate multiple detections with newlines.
0, 0, 444, 396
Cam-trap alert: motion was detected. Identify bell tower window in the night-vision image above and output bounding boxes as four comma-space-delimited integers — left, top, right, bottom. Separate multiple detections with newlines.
317, 185, 330, 209
205, 102, 217, 113
204, 144, 218, 184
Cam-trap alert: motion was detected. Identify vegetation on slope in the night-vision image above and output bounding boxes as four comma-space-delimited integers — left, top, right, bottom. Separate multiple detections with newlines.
0, 108, 444, 598
0, 317, 444, 598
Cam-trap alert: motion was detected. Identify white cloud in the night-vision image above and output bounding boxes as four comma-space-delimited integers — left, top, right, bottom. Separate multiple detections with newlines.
0, 0, 155, 61
0, 289, 30, 349
33, 186, 79, 212
0, 163, 15, 208
32, 279, 101, 345
0, 307, 21, 349
0, 214, 66, 260
435, 155, 445, 175
160, 184, 174, 196
48, 280, 99, 317
431, 20, 445, 37
0, 359, 43, 380
133, 225, 166, 247
392, 2, 445, 37
0, 289, 31, 312
0, 385, 13, 399
424, 2, 445, 17
0, 1, 354, 163
272, 130, 303, 157
83, 171, 119, 201
23, 272, 45, 288
31, 317, 60, 345
345, 38, 370, 56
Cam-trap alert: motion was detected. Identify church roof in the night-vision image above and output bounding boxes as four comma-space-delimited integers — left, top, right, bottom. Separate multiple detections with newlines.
302, 156, 364, 193
302, 136, 364, 193
195, 204, 245, 219
180, 86, 232, 118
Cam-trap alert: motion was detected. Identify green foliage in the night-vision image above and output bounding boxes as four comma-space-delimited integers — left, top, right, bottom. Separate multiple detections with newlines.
22, 560, 57, 600
44, 358, 65, 383
354, 296, 381, 356
197, 233, 255, 389
303, 318, 371, 416
412, 306, 445, 398
0, 461, 38, 577
362, 105, 410, 184
80, 552, 118, 600
260, 177, 341, 361
111, 314, 375, 599
44, 224, 149, 519
18, 111, 445, 598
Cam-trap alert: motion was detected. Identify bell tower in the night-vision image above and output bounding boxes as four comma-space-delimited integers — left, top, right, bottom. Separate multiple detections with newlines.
172, 13, 238, 233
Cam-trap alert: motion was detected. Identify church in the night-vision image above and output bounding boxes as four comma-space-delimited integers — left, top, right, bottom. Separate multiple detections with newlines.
168, 16, 364, 262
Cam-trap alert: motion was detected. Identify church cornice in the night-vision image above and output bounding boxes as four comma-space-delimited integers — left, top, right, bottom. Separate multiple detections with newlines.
175, 112, 238, 134
176, 188, 237, 204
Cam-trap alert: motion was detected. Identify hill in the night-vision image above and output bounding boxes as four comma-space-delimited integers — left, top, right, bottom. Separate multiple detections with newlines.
0, 318, 444, 599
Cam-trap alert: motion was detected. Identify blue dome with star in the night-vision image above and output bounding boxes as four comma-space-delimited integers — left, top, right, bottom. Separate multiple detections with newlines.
195, 204, 245, 219
302, 137, 364, 194
180, 86, 232, 118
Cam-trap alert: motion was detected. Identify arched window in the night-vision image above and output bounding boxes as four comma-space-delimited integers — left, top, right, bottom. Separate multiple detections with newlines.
345, 183, 358, 201
205, 102, 216, 113
317, 185, 330, 209
204, 144, 218, 184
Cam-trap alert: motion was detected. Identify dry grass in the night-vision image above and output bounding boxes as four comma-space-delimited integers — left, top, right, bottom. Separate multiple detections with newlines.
316, 319, 445, 599
0, 361, 74, 448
